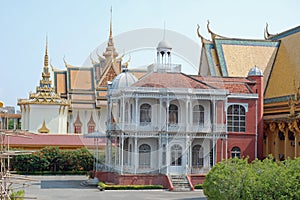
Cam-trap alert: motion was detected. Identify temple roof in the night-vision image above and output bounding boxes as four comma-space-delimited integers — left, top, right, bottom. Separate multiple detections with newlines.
18, 38, 69, 106
264, 26, 300, 99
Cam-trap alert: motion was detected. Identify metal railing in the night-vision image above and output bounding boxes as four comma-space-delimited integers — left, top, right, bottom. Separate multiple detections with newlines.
107, 122, 226, 133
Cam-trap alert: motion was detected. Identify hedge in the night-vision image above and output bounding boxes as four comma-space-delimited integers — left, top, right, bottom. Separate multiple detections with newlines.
98, 182, 164, 190
10, 147, 94, 174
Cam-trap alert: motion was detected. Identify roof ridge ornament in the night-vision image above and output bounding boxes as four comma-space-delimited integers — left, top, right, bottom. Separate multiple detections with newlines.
90, 53, 97, 65
197, 24, 211, 43
264, 23, 278, 40
207, 20, 227, 40
63, 55, 68, 68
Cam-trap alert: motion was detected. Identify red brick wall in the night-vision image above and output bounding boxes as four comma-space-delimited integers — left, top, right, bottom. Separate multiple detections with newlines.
96, 172, 172, 189
189, 174, 206, 185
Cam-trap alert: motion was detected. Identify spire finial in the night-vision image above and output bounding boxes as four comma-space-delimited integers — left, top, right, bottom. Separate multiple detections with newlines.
44, 35, 49, 67
110, 6, 113, 38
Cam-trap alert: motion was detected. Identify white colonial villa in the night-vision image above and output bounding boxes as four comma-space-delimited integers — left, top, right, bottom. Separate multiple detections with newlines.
105, 39, 229, 175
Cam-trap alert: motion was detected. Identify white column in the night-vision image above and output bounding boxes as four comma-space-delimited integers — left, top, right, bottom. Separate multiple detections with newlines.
134, 134, 138, 174
189, 137, 193, 173
226, 136, 228, 159
122, 97, 125, 130
212, 99, 217, 165
166, 100, 169, 131
158, 135, 161, 173
159, 98, 162, 130
135, 98, 139, 128
166, 133, 169, 174
121, 133, 124, 174
185, 97, 189, 131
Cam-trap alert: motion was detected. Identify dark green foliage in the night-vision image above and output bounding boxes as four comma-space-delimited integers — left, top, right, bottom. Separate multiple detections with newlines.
203, 157, 300, 200
194, 184, 203, 189
11, 147, 93, 174
98, 182, 164, 190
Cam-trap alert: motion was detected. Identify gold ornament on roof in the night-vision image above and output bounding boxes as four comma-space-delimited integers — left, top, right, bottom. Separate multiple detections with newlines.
288, 80, 300, 118
38, 120, 50, 133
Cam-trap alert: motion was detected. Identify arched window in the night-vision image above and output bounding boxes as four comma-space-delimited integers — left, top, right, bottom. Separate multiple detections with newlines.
227, 104, 246, 132
139, 144, 151, 168
192, 145, 203, 167
74, 113, 82, 134
169, 104, 178, 125
140, 103, 151, 125
231, 146, 241, 158
193, 105, 204, 125
87, 114, 95, 133
171, 144, 182, 166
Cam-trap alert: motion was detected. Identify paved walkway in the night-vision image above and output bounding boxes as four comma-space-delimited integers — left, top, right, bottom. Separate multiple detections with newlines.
23, 175, 207, 200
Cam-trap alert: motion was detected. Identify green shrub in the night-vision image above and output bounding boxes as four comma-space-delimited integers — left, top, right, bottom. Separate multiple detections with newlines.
194, 184, 203, 189
10, 190, 25, 200
203, 157, 300, 200
98, 182, 163, 190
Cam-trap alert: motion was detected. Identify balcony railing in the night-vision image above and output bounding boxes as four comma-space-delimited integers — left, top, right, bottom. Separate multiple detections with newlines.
107, 122, 226, 133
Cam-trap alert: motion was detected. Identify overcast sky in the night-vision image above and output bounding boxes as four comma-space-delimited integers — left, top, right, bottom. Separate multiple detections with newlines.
1, 0, 299, 107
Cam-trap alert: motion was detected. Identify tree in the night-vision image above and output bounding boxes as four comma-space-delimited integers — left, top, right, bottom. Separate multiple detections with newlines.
203, 157, 300, 200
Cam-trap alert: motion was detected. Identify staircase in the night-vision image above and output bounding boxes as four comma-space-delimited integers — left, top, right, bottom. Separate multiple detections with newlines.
169, 175, 191, 192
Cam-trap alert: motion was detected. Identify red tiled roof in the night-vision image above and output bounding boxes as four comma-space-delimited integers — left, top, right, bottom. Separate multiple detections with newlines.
132, 72, 213, 89
191, 76, 254, 94
132, 72, 254, 94
4, 133, 106, 148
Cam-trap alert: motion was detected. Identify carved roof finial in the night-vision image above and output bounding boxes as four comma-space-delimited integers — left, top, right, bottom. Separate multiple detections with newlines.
197, 24, 211, 43
206, 20, 226, 40
264, 23, 278, 40
264, 23, 271, 39
50, 61, 57, 72
122, 55, 131, 68
90, 53, 97, 65
96, 48, 105, 61
63, 55, 68, 68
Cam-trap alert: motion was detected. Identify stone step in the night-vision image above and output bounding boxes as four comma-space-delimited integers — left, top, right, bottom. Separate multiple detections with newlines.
169, 175, 191, 192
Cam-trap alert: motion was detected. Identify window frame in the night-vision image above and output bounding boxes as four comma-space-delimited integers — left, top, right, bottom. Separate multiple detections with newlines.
231, 146, 241, 158
139, 144, 151, 168
169, 104, 179, 125
227, 104, 246, 132
140, 103, 152, 126
193, 105, 204, 125
171, 144, 182, 166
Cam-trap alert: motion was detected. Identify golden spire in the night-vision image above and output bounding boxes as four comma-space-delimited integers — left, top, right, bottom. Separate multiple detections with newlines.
44, 35, 49, 67
110, 6, 113, 38
103, 6, 118, 59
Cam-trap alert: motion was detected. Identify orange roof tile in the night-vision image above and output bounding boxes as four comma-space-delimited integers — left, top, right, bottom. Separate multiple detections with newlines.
132, 72, 213, 89
191, 76, 253, 94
